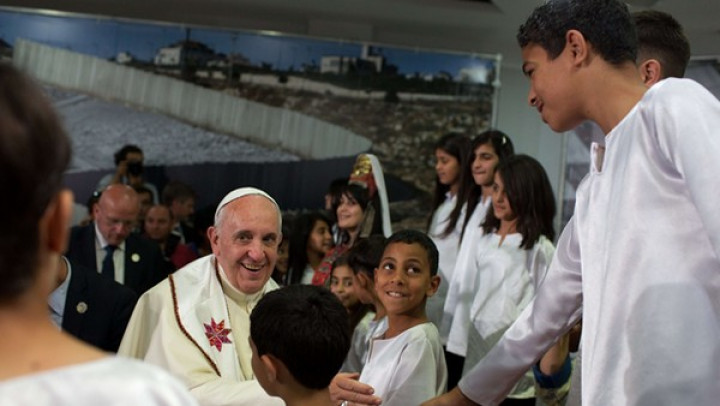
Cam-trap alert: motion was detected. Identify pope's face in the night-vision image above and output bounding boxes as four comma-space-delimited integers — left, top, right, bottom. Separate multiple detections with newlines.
209, 195, 280, 294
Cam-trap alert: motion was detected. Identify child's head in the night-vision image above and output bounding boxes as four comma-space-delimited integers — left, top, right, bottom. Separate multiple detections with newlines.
482, 154, 556, 249
434, 132, 471, 191
633, 10, 690, 82
517, 0, 636, 67
288, 211, 332, 284
430, 132, 472, 235
516, 0, 638, 132
347, 235, 387, 305
250, 285, 350, 397
330, 255, 359, 310
468, 130, 515, 188
374, 230, 440, 318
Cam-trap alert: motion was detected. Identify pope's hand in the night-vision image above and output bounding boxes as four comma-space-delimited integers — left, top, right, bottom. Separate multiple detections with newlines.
330, 372, 381, 406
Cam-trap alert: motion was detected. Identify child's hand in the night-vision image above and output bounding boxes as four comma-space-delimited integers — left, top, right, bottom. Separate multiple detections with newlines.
330, 372, 382, 406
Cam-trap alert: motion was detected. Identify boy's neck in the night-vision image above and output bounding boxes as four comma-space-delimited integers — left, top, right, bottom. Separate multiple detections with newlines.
372, 300, 386, 321
384, 310, 428, 339
283, 387, 334, 406
581, 60, 648, 135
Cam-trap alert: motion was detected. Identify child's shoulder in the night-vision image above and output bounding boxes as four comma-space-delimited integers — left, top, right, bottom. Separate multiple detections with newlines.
642, 78, 714, 111
398, 322, 442, 346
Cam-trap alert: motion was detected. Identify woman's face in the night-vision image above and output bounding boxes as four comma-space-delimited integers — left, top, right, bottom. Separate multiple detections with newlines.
306, 219, 333, 256
330, 264, 359, 310
336, 193, 364, 232
491, 171, 516, 222
435, 148, 461, 190
471, 143, 500, 187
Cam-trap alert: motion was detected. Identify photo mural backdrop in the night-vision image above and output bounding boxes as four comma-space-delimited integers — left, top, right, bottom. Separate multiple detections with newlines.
0, 7, 499, 226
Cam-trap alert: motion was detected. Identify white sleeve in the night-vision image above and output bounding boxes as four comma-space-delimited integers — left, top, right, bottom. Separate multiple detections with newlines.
457, 217, 583, 405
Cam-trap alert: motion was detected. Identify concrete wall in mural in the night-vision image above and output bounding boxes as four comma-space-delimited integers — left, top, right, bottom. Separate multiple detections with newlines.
0, 8, 499, 226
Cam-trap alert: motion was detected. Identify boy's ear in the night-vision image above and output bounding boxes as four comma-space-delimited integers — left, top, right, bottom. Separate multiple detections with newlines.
638, 59, 663, 87
565, 29, 589, 66
356, 270, 371, 289
426, 275, 441, 298
260, 354, 279, 384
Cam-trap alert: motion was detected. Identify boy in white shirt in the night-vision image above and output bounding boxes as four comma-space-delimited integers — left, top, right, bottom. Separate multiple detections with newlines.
250, 285, 351, 406
359, 230, 447, 405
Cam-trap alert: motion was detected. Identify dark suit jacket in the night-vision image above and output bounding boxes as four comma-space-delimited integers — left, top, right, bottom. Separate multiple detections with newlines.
65, 223, 167, 295
62, 259, 138, 352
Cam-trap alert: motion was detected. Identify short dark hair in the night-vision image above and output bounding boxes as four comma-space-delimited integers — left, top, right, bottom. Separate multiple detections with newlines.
161, 180, 196, 206
517, 0, 636, 66
113, 144, 143, 166
456, 130, 514, 243
347, 235, 387, 278
482, 154, 556, 249
0, 64, 71, 302
384, 229, 439, 276
633, 10, 690, 79
250, 285, 351, 390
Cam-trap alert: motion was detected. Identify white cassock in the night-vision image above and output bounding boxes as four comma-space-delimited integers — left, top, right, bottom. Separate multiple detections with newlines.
458, 78, 720, 405
447, 233, 554, 399
359, 322, 447, 406
440, 198, 491, 347
119, 255, 284, 406
426, 193, 461, 328
0, 358, 198, 405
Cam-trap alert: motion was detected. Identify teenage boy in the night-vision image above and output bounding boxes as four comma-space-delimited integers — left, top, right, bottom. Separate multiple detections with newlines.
249, 285, 351, 406
423, 1, 720, 405
358, 230, 446, 405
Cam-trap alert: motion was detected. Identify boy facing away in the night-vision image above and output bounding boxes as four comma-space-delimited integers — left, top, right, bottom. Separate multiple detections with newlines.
249, 285, 351, 406
424, 0, 720, 405
359, 230, 447, 405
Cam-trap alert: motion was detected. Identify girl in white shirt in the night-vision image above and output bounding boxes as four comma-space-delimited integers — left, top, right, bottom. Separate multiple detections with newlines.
426, 133, 471, 328
448, 154, 558, 405
441, 130, 515, 389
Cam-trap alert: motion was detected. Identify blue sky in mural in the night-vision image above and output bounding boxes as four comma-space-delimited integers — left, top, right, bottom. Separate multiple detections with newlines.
0, 9, 495, 79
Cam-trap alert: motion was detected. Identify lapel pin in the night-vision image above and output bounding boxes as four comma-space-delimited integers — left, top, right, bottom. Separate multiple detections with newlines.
76, 301, 88, 314
131, 253, 140, 263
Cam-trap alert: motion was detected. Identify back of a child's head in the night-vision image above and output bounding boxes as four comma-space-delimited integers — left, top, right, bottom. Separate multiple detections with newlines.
482, 154, 556, 249
384, 229, 439, 277
517, 0, 636, 66
633, 10, 690, 79
347, 235, 387, 277
250, 285, 351, 390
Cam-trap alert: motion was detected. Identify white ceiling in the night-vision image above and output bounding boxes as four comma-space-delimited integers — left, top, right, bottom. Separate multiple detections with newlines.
6, 0, 720, 68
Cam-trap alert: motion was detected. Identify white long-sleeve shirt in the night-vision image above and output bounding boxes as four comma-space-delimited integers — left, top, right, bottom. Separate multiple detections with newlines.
458, 78, 720, 405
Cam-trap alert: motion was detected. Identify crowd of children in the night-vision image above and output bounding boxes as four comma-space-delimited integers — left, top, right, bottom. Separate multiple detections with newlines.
4, 1, 714, 406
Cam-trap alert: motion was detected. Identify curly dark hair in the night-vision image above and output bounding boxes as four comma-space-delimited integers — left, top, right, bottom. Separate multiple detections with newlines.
517, 0, 636, 66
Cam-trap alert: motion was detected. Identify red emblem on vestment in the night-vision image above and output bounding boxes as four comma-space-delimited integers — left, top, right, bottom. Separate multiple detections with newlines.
204, 318, 232, 351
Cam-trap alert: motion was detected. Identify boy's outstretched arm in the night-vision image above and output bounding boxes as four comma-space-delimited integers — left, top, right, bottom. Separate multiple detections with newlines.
330, 372, 382, 406
421, 387, 477, 406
